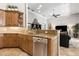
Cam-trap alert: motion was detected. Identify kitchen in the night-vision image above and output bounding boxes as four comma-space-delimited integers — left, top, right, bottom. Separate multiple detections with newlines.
0, 3, 59, 56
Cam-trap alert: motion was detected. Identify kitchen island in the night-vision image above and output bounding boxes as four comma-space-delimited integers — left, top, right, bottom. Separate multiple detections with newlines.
0, 27, 59, 56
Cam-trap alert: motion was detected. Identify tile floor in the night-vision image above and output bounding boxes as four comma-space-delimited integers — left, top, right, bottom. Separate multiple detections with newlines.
0, 48, 29, 56
60, 47, 79, 56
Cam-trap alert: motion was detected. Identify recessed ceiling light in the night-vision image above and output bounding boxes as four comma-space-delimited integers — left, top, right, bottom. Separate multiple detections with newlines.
39, 4, 42, 8
37, 4, 42, 9
38, 10, 41, 13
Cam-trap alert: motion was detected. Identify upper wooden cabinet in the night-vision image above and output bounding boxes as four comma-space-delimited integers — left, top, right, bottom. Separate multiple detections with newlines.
0, 9, 23, 27
0, 9, 5, 26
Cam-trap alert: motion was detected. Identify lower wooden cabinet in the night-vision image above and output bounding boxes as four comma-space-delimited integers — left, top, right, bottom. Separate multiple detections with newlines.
0, 34, 4, 48
26, 35, 33, 55
0, 34, 36, 55
18, 34, 33, 55
0, 33, 58, 56
47, 38, 57, 56
19, 35, 28, 51
3, 34, 18, 48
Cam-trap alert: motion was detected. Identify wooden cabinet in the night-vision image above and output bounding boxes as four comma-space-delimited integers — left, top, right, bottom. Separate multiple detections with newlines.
18, 34, 22, 48
2, 34, 33, 55
19, 34, 33, 55
0, 33, 57, 56
47, 37, 57, 56
5, 10, 23, 26
0, 9, 23, 27
19, 35, 27, 51
5, 11, 18, 26
3, 34, 18, 47
0, 34, 3, 48
27, 35, 33, 55
18, 34, 29, 53
0, 9, 5, 26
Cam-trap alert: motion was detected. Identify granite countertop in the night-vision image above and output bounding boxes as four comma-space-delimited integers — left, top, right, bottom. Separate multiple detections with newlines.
0, 27, 57, 39
5, 32, 57, 39
33, 34, 57, 39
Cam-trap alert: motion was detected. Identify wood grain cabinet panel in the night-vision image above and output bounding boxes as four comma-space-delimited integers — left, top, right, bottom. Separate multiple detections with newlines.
18, 35, 33, 55
0, 33, 57, 56
21, 36, 27, 51
3, 34, 18, 48
47, 38, 57, 56
5, 11, 18, 26
18, 34, 22, 48
0, 9, 23, 27
27, 35, 33, 55
0, 33, 58, 56
0, 10, 5, 26
0, 34, 4, 48
18, 35, 29, 52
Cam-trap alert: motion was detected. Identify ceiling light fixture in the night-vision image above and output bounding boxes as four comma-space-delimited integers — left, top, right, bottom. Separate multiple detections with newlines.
37, 4, 42, 9
38, 10, 41, 13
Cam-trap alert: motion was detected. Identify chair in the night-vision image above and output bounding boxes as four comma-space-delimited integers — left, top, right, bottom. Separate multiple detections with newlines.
60, 32, 71, 48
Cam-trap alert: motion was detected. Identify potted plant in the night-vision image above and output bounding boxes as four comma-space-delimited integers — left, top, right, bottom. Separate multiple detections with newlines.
7, 5, 11, 10
14, 6, 18, 11
73, 23, 79, 38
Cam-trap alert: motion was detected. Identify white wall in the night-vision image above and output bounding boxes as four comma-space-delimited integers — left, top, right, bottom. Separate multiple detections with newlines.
0, 3, 25, 12
0, 3, 25, 27
0, 3, 7, 10
70, 3, 79, 14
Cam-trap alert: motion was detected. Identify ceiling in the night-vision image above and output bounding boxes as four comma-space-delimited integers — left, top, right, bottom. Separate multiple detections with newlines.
28, 3, 62, 19
28, 3, 79, 19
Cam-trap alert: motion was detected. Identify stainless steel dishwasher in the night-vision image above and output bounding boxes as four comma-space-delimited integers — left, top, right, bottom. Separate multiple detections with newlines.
33, 37, 48, 56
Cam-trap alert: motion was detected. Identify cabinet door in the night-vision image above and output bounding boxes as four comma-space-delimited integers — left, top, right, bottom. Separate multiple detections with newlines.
27, 35, 33, 55
5, 11, 18, 26
21, 37, 26, 50
11, 12, 18, 26
5, 12, 12, 26
22, 35, 29, 53
0, 34, 3, 48
3, 34, 18, 47
0, 10, 5, 26
18, 35, 33, 55
18, 34, 22, 48
19, 35, 28, 52
3, 34, 10, 47
24, 36, 29, 52
47, 38, 57, 56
